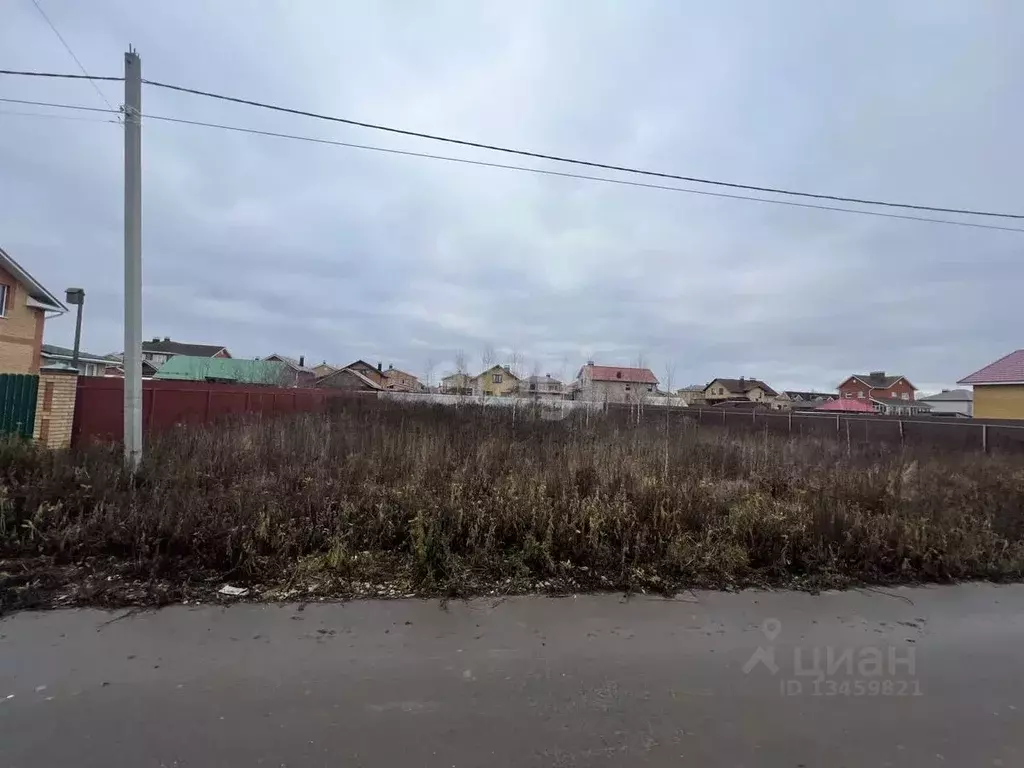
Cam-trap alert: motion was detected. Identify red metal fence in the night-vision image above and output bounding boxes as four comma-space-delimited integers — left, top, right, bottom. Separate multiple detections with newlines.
72, 377, 340, 446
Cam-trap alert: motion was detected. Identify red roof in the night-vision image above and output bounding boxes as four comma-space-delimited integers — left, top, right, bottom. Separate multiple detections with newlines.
581, 364, 658, 385
816, 398, 875, 412
958, 350, 1024, 385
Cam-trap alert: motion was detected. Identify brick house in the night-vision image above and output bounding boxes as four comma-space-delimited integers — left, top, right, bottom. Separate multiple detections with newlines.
574, 362, 659, 403
837, 371, 930, 415
0, 247, 67, 374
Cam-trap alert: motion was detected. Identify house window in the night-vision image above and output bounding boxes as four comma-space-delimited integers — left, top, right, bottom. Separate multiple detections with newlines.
0, 284, 8, 317
857, 391, 864, 398
624, 385, 631, 391
901, 392, 909, 401
717, 387, 724, 395
492, 373, 502, 384
845, 392, 853, 399
647, 386, 653, 392
484, 389, 493, 397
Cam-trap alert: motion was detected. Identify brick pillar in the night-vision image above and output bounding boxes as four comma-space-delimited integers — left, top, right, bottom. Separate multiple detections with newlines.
33, 364, 78, 449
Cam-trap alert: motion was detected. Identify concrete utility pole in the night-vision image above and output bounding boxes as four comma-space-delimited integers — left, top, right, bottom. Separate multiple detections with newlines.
123, 48, 143, 468
65, 288, 85, 369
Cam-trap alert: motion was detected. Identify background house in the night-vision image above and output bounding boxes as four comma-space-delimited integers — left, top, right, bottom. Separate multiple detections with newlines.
958, 350, 1024, 419
142, 337, 231, 369
0, 247, 67, 373
774, 390, 836, 411
675, 385, 707, 406
703, 377, 776, 405
474, 365, 519, 397
154, 356, 291, 386
40, 344, 116, 377
441, 371, 474, 395
261, 353, 316, 387
341, 360, 388, 387
312, 361, 337, 379
918, 389, 973, 418
837, 371, 928, 415
574, 362, 658, 403
315, 366, 383, 392
517, 374, 564, 400
381, 364, 421, 392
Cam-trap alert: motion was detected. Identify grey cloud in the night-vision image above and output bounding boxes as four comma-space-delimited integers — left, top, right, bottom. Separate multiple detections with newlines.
1, 0, 1022, 392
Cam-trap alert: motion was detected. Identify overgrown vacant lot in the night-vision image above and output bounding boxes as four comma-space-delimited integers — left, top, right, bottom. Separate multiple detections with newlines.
3, 399, 1024, 611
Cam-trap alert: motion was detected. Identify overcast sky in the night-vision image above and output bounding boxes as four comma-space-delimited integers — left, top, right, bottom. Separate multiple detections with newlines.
2, 1, 1022, 392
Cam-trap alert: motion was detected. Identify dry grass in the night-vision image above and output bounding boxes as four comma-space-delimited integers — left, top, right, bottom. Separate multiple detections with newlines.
3, 398, 1024, 611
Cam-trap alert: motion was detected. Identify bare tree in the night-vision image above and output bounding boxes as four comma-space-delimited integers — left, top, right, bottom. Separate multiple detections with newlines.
423, 357, 436, 392
527, 359, 542, 402
663, 361, 677, 402
508, 347, 523, 380
481, 343, 496, 372
451, 349, 469, 395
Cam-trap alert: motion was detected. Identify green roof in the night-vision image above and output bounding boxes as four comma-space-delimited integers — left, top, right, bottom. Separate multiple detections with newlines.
153, 355, 290, 385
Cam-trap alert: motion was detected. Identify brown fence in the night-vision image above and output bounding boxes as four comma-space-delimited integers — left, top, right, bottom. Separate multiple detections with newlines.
682, 407, 1024, 454
72, 377, 343, 446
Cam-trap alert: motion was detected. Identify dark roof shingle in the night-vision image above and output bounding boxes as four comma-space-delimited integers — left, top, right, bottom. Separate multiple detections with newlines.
709, 378, 778, 396
142, 338, 227, 357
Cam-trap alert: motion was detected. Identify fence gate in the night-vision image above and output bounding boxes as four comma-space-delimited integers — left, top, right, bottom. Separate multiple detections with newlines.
0, 374, 39, 439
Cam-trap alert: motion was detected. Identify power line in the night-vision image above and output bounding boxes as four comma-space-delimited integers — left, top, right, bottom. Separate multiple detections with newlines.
25, 0, 121, 119
0, 96, 119, 114
0, 68, 121, 81
142, 78, 1024, 221
5, 95, 1021, 234
0, 107, 118, 124
142, 112, 1024, 234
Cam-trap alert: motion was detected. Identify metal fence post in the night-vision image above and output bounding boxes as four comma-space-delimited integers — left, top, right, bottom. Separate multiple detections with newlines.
982, 424, 989, 454
836, 415, 840, 433
788, 411, 793, 434
899, 419, 905, 446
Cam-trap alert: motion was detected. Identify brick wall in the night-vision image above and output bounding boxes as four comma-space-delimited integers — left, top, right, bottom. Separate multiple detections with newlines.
838, 377, 916, 402
33, 367, 78, 448
0, 265, 45, 374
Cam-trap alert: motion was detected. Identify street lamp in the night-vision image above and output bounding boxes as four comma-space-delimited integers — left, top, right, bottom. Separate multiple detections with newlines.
65, 288, 85, 370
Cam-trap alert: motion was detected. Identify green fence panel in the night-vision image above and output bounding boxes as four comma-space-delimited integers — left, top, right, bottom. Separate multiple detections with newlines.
0, 374, 39, 439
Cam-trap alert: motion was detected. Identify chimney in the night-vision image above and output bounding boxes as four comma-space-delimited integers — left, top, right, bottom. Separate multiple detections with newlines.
151, 337, 160, 343
389, 363, 393, 370
870, 370, 885, 378
164, 336, 170, 342
586, 360, 594, 366
299, 355, 305, 367
377, 362, 383, 372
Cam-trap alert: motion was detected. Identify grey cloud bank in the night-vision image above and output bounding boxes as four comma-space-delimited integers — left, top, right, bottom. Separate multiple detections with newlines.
1, 1, 1022, 393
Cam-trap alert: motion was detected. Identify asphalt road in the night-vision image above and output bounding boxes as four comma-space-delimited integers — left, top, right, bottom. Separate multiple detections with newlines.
2, 585, 1023, 767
